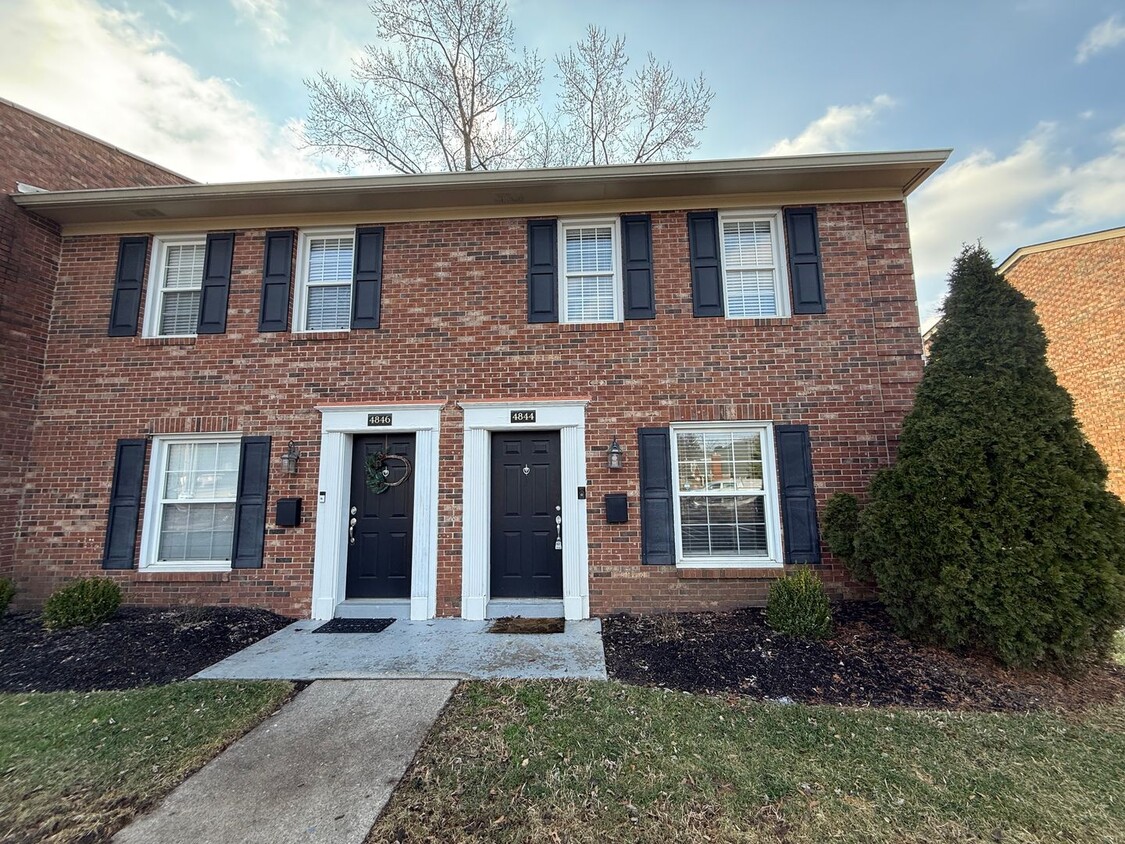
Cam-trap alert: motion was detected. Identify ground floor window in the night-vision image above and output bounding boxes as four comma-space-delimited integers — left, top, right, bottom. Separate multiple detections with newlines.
140, 435, 240, 571
669, 422, 783, 567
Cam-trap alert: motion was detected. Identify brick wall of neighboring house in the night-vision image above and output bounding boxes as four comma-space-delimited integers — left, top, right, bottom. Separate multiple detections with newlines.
1003, 232, 1125, 500
0, 98, 192, 580
13, 200, 923, 616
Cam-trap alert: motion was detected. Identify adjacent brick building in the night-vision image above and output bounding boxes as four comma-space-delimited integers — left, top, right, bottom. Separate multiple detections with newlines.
0, 98, 191, 581
8, 139, 948, 620
999, 228, 1125, 500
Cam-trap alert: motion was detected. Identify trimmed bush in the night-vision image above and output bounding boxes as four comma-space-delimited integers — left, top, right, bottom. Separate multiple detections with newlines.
0, 578, 14, 616
822, 493, 862, 576
854, 244, 1125, 668
765, 569, 833, 640
42, 578, 122, 629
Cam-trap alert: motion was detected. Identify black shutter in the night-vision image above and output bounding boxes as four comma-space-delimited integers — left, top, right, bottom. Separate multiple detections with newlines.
526, 219, 558, 323
687, 211, 723, 317
196, 232, 235, 334
774, 425, 821, 564
231, 436, 271, 569
621, 214, 656, 319
101, 438, 147, 569
638, 428, 675, 565
351, 226, 384, 329
107, 237, 149, 337
784, 207, 826, 314
258, 230, 294, 332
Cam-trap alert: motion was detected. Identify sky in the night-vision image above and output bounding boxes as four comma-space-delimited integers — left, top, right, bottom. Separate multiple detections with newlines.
2, 0, 1123, 323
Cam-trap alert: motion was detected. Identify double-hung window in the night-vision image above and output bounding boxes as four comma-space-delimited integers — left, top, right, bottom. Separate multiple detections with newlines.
670, 422, 783, 567
145, 236, 206, 337
295, 229, 355, 332
559, 218, 621, 323
140, 435, 241, 571
719, 211, 789, 319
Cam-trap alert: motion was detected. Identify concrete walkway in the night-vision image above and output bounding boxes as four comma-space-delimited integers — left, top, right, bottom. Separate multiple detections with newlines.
195, 618, 607, 681
114, 680, 455, 844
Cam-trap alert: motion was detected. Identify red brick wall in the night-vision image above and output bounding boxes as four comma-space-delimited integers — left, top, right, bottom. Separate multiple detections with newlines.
1003, 234, 1125, 500
13, 201, 923, 616
0, 99, 191, 580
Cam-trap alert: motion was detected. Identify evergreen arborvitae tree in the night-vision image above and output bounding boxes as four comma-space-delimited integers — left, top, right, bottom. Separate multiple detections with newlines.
854, 244, 1125, 668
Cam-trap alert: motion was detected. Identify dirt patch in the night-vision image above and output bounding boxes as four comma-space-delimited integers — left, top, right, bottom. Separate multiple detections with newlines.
602, 602, 1125, 712
0, 605, 292, 693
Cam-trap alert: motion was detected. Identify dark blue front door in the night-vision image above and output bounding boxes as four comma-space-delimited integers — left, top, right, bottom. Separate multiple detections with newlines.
347, 434, 415, 599
490, 431, 563, 598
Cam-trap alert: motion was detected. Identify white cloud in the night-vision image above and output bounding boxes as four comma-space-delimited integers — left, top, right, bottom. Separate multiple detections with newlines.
0, 0, 332, 182
160, 2, 193, 25
908, 123, 1125, 319
764, 95, 895, 156
1075, 14, 1125, 63
231, 0, 289, 46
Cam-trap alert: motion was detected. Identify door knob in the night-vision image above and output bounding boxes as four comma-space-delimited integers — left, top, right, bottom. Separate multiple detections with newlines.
348, 515, 357, 545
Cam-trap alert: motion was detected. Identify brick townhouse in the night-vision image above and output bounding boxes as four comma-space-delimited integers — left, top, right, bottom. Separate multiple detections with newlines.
0, 98, 192, 587
6, 108, 948, 620
998, 228, 1125, 501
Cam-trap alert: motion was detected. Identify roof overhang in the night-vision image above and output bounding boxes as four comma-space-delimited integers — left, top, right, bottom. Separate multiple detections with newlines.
11, 149, 951, 235
998, 225, 1125, 275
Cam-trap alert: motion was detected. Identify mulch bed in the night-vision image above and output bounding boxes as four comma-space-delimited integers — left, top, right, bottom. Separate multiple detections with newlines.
603, 601, 1125, 712
0, 605, 293, 693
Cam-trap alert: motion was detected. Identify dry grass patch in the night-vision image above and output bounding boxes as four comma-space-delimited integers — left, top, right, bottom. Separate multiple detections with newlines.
0, 680, 293, 843
369, 680, 1125, 844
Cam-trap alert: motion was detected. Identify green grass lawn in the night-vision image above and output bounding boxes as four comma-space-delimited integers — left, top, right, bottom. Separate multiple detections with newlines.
369, 681, 1125, 844
0, 680, 293, 844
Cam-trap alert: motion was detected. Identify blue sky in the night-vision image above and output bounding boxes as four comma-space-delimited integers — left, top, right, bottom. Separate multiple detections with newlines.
3, 0, 1123, 321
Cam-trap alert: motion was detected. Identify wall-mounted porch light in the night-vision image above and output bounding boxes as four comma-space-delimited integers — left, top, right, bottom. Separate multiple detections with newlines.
607, 437, 623, 470
280, 441, 301, 475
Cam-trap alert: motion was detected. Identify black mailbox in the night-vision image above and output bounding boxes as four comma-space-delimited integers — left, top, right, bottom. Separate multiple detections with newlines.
276, 498, 302, 527
604, 493, 628, 524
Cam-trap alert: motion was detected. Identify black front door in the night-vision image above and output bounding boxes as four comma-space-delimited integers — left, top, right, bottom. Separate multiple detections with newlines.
347, 434, 415, 599
490, 431, 563, 598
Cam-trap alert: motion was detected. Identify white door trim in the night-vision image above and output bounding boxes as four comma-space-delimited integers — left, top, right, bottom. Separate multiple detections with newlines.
459, 400, 590, 621
312, 403, 442, 620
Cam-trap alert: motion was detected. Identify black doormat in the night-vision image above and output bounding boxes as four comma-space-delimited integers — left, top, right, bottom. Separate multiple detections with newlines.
312, 618, 396, 634
489, 617, 565, 634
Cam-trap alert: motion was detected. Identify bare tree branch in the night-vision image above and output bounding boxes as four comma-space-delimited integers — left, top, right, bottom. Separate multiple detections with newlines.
303, 2, 712, 173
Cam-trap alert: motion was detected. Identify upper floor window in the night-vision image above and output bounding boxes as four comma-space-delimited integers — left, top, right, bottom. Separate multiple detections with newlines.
144, 236, 206, 337
719, 211, 790, 319
559, 218, 621, 324
294, 229, 355, 332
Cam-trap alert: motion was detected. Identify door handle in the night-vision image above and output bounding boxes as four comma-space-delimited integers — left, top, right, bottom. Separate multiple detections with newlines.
349, 505, 357, 545
555, 506, 562, 551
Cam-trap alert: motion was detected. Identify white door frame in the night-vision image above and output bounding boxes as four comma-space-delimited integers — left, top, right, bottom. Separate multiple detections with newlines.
460, 400, 590, 620
312, 403, 442, 620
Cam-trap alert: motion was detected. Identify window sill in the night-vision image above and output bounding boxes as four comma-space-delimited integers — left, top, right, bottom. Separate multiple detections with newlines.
677, 566, 788, 580
139, 562, 232, 574
722, 316, 790, 326
559, 322, 624, 333
289, 330, 354, 342
138, 336, 196, 346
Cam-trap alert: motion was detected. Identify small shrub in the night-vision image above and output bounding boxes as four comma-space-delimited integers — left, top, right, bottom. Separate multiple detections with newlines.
0, 578, 14, 616
42, 578, 122, 629
822, 493, 863, 575
765, 569, 833, 640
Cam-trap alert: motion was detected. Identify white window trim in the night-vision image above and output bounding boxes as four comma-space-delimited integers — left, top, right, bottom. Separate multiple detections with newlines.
669, 420, 784, 568
557, 216, 623, 325
717, 209, 791, 320
139, 432, 242, 572
292, 227, 356, 334
142, 234, 206, 338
